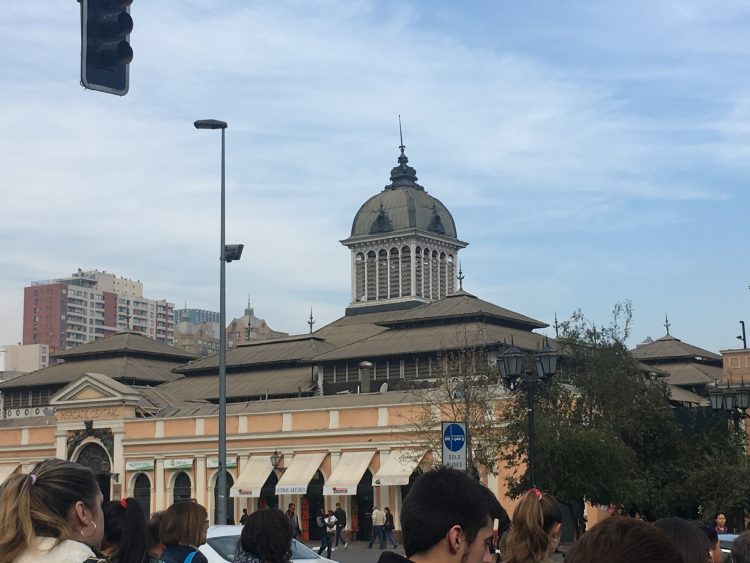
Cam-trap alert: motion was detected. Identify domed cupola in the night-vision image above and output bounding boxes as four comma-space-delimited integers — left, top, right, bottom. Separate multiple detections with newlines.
342, 143, 468, 316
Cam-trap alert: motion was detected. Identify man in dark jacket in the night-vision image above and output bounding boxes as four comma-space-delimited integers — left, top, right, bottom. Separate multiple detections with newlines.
334, 502, 349, 549
376, 467, 504, 563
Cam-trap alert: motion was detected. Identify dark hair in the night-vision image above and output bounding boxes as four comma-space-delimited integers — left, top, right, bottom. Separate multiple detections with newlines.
239, 508, 293, 563
400, 466, 501, 558
0, 458, 102, 562
503, 489, 563, 563
160, 501, 208, 548
102, 498, 148, 563
731, 530, 750, 563
699, 524, 718, 545
147, 511, 164, 553
566, 517, 684, 563
654, 517, 710, 563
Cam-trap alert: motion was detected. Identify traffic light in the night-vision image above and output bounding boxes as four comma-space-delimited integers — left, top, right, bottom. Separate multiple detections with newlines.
80, 0, 133, 96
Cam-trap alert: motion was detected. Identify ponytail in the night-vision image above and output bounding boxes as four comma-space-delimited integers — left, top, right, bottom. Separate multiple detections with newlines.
0, 459, 100, 562
102, 497, 148, 563
504, 489, 563, 563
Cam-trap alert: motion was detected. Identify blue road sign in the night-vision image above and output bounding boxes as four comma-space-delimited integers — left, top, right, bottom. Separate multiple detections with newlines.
442, 422, 467, 470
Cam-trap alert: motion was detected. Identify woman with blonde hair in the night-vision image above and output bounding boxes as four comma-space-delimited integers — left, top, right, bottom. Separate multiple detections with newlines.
158, 501, 209, 563
503, 488, 564, 563
0, 458, 107, 563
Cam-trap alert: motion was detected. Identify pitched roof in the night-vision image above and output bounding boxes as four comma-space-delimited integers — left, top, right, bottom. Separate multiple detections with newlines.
631, 334, 721, 362
53, 331, 197, 362
0, 356, 185, 389
311, 321, 548, 362
668, 384, 709, 406
159, 366, 316, 401
657, 362, 722, 387
175, 336, 336, 374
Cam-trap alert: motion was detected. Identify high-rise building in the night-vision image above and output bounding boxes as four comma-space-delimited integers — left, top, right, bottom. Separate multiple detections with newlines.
23, 269, 174, 353
174, 308, 220, 325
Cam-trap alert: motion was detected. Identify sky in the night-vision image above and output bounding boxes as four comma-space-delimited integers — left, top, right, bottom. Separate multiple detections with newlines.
1, 1, 749, 354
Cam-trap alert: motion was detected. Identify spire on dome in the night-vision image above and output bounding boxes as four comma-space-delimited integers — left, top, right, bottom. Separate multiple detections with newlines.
387, 115, 422, 190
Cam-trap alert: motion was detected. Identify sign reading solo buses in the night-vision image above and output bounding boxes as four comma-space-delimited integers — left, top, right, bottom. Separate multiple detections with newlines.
442, 421, 467, 471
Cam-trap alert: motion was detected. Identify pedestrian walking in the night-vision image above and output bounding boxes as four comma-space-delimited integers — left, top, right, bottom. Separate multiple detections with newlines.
239, 508, 249, 526
334, 502, 349, 549
375, 466, 503, 563
368, 506, 386, 549
383, 507, 398, 549
285, 503, 301, 539
235, 508, 293, 563
101, 497, 149, 563
503, 488, 563, 563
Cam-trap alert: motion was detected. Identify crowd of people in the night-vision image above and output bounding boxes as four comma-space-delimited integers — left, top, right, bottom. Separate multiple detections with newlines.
5, 457, 750, 563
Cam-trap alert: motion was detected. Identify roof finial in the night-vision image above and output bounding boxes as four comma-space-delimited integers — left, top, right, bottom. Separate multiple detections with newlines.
457, 262, 465, 291
308, 308, 315, 334
664, 313, 671, 335
399, 114, 405, 154
553, 312, 559, 338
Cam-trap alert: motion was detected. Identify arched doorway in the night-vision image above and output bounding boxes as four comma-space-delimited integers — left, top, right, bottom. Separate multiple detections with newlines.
214, 472, 235, 524
259, 471, 279, 509
353, 469, 374, 541
75, 442, 111, 502
173, 471, 192, 502
305, 470, 325, 541
133, 473, 151, 518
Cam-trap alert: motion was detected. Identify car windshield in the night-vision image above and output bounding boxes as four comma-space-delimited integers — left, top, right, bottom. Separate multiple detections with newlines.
205, 535, 320, 561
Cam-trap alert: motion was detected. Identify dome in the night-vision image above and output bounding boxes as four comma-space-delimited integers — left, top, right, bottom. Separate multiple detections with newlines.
349, 147, 458, 239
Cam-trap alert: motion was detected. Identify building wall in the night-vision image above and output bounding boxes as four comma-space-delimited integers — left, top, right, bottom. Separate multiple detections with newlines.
722, 348, 750, 382
0, 344, 50, 373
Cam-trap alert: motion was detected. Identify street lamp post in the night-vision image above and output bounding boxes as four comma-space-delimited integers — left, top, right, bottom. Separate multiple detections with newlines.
498, 339, 558, 487
194, 118, 243, 525
709, 378, 750, 430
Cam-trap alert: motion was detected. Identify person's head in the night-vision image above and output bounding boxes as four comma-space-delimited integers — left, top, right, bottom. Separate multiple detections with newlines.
503, 488, 563, 563
318, 507, 325, 516
654, 517, 711, 563
288, 503, 295, 513
385, 507, 391, 513
147, 511, 165, 557
0, 458, 105, 562
102, 498, 148, 563
400, 466, 502, 563
160, 501, 208, 548
699, 525, 721, 563
565, 516, 684, 563
336, 503, 341, 509
242, 508, 248, 515
328, 509, 334, 516
715, 512, 727, 529
240, 508, 292, 563
731, 530, 750, 563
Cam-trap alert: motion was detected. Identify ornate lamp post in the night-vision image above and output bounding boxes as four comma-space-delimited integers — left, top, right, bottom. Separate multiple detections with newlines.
710, 378, 750, 429
498, 339, 558, 487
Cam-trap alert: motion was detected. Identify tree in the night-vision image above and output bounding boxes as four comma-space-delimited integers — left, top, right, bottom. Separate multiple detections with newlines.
399, 327, 505, 477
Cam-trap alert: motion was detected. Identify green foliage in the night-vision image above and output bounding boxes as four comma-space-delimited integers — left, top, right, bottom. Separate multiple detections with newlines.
501, 301, 749, 521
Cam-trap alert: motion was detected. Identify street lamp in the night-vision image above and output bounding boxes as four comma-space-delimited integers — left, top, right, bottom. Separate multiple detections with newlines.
194, 118, 243, 525
710, 378, 750, 416
498, 338, 558, 487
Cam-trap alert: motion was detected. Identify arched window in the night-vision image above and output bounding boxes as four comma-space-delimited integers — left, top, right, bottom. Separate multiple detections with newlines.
447, 254, 455, 293
389, 248, 400, 298
214, 472, 235, 524
75, 442, 111, 502
415, 246, 422, 297
431, 250, 439, 299
401, 246, 411, 296
366, 251, 377, 301
355, 253, 365, 301
423, 248, 431, 298
133, 473, 151, 518
439, 252, 447, 299
378, 249, 388, 300
173, 471, 192, 503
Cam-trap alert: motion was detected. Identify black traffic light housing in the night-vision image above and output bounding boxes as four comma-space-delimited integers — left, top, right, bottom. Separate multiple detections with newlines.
80, 0, 133, 96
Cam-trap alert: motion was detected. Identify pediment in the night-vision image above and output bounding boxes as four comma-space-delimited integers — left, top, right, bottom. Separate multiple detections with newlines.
50, 372, 141, 409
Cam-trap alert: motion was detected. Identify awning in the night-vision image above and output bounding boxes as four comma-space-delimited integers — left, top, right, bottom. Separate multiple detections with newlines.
0, 463, 21, 485
230, 455, 274, 498
373, 450, 425, 486
275, 452, 326, 495
323, 450, 376, 496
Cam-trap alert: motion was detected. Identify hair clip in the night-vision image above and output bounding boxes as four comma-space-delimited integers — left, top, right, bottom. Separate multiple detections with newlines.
29, 474, 37, 485
120, 498, 128, 509
529, 487, 542, 500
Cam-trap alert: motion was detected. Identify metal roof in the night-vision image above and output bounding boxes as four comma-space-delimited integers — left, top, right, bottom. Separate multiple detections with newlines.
631, 334, 721, 362
53, 331, 197, 362
657, 362, 722, 387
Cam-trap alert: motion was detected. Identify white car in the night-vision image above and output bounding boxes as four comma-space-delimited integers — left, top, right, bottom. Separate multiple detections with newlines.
200, 525, 336, 563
